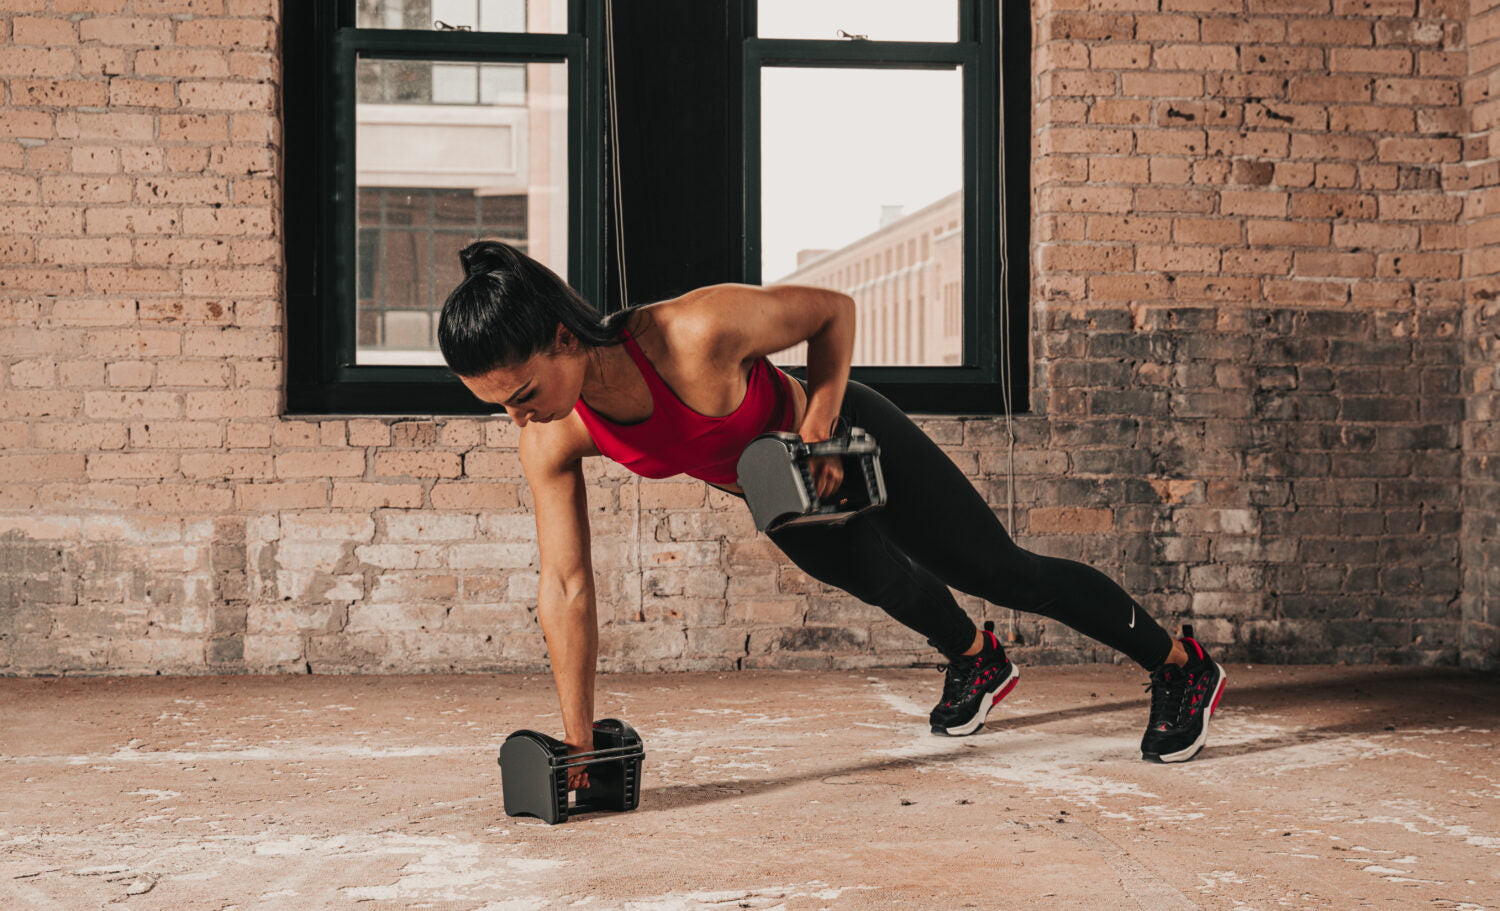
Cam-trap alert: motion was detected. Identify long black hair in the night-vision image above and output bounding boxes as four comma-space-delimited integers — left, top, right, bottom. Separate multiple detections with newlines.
438, 239, 634, 377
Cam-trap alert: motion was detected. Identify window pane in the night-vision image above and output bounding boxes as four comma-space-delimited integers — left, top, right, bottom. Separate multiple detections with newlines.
757, 0, 957, 43
357, 0, 565, 33
355, 57, 565, 366
480, 64, 527, 106
358, 59, 433, 104
359, 60, 527, 107
761, 67, 962, 367
431, 63, 479, 104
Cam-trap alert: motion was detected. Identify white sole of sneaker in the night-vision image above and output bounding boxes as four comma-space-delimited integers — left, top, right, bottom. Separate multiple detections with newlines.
935, 663, 1020, 737
1148, 664, 1227, 763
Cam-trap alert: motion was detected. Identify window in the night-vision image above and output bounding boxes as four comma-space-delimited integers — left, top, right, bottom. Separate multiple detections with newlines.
284, 0, 604, 413
287, 0, 1028, 414
741, 0, 1027, 409
352, 45, 564, 367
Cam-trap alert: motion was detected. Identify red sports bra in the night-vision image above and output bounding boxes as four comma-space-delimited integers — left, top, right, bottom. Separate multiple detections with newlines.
572, 328, 798, 486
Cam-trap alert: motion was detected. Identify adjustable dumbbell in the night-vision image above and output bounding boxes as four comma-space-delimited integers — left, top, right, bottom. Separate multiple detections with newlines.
736, 424, 887, 534
497, 718, 645, 825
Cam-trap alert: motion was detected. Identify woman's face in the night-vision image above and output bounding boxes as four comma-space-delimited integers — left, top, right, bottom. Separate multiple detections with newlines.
459, 327, 587, 428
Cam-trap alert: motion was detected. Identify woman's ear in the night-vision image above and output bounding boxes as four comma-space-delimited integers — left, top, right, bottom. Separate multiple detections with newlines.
552, 322, 577, 354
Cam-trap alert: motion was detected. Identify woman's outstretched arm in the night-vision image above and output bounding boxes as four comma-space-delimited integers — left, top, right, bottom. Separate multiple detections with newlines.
520, 421, 600, 790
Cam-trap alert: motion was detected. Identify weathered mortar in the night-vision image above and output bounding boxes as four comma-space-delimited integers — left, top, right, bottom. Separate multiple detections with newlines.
1465, 1, 1500, 672
0, 0, 1494, 675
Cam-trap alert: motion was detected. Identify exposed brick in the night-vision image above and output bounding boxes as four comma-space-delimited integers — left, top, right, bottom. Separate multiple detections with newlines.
183, 390, 279, 419
11, 80, 106, 108
1122, 72, 1209, 99
175, 19, 276, 48
431, 482, 521, 509
178, 82, 274, 111
78, 18, 173, 46
159, 114, 230, 143
276, 451, 366, 479
1032, 507, 1116, 534
374, 451, 463, 479
0, 0, 1491, 678
0, 48, 76, 77
347, 420, 391, 447
108, 78, 178, 109
0, 454, 86, 480
136, 0, 226, 13
11, 17, 79, 46
235, 481, 327, 511
332, 482, 424, 509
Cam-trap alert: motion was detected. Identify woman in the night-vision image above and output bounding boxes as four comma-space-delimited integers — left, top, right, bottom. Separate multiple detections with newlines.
439, 240, 1226, 788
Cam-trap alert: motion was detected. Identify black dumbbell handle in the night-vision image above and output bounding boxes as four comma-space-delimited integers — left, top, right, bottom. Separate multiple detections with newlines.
547, 743, 646, 769
801, 437, 878, 458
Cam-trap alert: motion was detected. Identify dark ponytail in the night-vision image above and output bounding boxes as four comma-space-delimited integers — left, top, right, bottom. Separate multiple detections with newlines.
438, 239, 634, 377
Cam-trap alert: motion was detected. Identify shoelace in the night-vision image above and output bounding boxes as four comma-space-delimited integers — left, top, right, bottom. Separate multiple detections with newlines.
1144, 665, 1193, 731
938, 656, 985, 707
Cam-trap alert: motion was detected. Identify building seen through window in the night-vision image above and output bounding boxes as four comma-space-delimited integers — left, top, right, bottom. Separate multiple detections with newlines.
771, 193, 963, 368
353, 0, 568, 366
759, 57, 964, 368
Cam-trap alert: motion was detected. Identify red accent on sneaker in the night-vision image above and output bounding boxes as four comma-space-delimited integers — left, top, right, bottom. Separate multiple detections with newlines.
1183, 636, 1205, 662
990, 675, 1019, 706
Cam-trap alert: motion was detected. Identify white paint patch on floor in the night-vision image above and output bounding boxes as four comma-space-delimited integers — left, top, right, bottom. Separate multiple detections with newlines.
1199, 734, 1427, 777
337, 837, 562, 903
0, 743, 501, 765
872, 728, 1156, 807
1352, 811, 1500, 853
1196, 869, 1250, 891
564, 882, 872, 911
862, 680, 930, 719
125, 789, 180, 801
1199, 716, 1297, 747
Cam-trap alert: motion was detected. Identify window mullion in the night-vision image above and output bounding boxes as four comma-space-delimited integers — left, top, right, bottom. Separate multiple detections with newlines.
748, 37, 970, 70
346, 29, 580, 61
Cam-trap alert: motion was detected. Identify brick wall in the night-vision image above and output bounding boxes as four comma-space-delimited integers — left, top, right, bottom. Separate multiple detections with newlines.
0, 0, 1494, 677
1030, 0, 1478, 667
1467, 0, 1500, 671
0, 0, 285, 673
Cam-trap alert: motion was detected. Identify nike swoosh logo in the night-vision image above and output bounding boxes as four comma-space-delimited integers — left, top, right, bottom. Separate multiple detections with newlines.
1128, 606, 1136, 629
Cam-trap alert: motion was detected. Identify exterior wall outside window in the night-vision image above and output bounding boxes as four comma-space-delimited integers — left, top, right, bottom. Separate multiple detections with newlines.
352, 0, 568, 366
770, 191, 962, 367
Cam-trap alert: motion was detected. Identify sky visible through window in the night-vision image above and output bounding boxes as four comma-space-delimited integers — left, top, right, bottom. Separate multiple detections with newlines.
757, 1, 962, 283
760, 65, 962, 283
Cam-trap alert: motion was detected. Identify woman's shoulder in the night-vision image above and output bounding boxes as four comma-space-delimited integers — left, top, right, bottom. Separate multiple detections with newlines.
633, 285, 759, 352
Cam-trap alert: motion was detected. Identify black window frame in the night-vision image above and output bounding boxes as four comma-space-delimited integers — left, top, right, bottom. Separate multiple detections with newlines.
740, 1, 1028, 413
284, 0, 606, 414
284, 0, 1029, 416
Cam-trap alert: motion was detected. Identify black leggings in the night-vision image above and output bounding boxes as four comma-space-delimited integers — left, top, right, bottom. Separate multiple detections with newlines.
751, 380, 1174, 668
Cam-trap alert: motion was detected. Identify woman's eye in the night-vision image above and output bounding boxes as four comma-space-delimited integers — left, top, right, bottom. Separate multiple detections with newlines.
518, 393, 535, 404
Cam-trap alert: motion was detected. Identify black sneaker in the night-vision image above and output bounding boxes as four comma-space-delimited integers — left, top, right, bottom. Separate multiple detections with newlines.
1140, 626, 1226, 763
929, 621, 1020, 736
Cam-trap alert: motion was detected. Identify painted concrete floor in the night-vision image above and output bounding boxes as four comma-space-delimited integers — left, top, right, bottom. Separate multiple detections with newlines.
1, 664, 1497, 910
